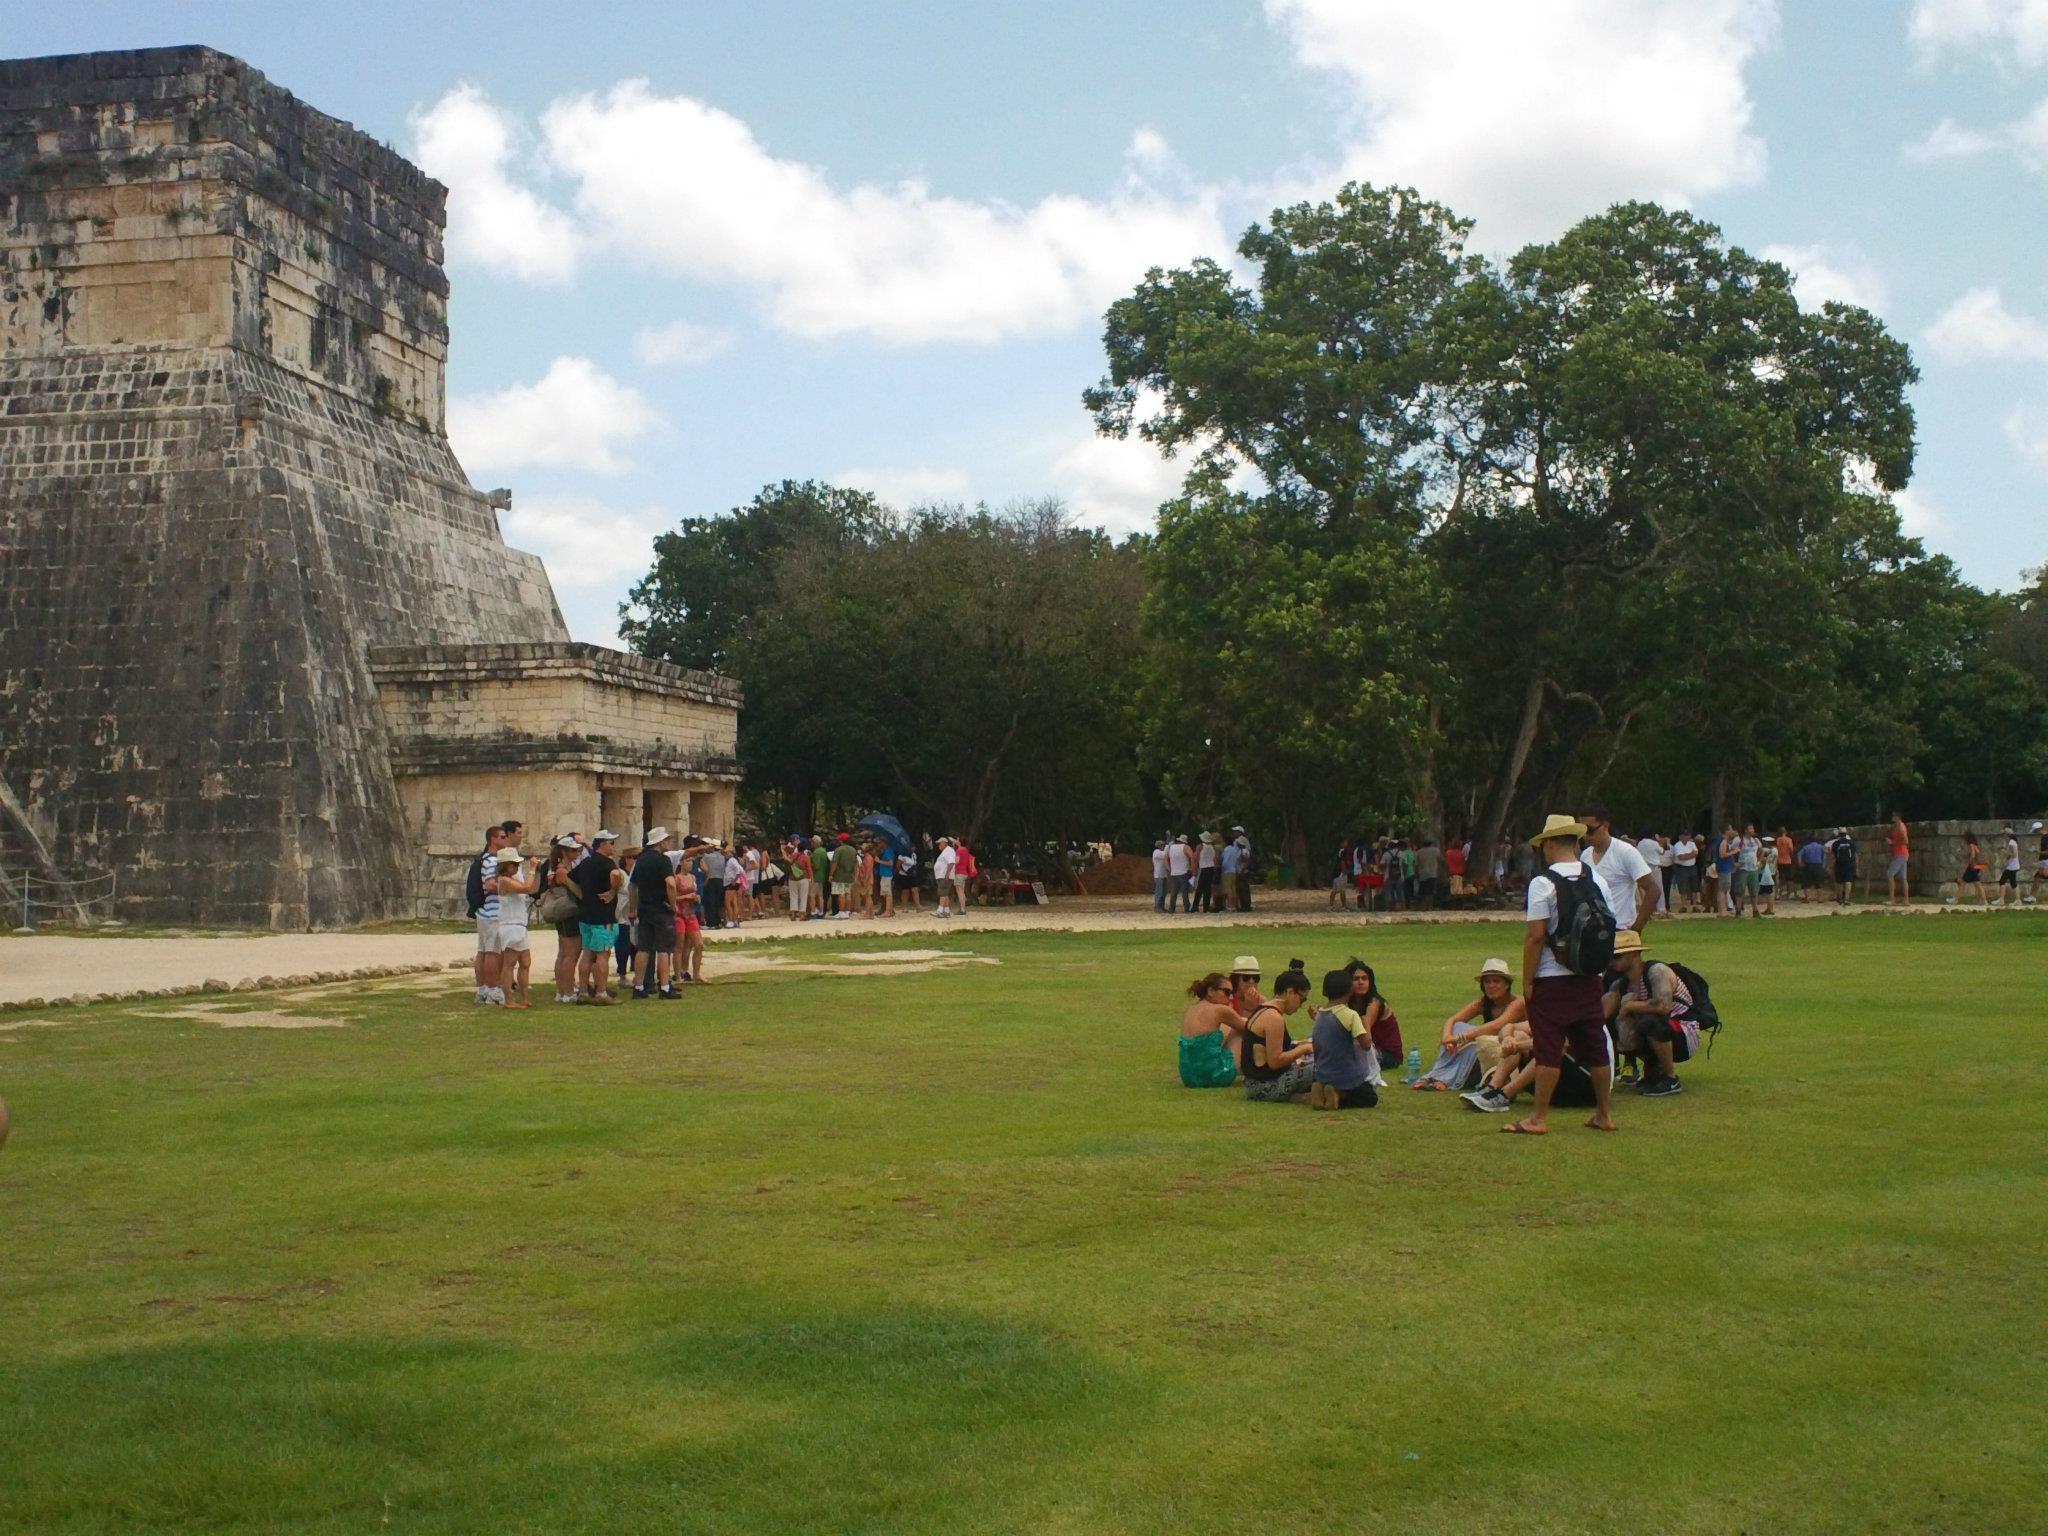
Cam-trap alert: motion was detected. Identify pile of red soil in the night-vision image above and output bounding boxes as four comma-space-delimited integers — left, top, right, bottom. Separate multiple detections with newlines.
1077, 852, 1155, 896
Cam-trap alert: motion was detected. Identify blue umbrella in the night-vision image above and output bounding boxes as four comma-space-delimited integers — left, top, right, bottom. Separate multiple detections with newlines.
857, 813, 914, 856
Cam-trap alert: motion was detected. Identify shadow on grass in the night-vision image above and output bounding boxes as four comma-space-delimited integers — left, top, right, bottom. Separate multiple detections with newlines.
9, 1307, 1140, 1534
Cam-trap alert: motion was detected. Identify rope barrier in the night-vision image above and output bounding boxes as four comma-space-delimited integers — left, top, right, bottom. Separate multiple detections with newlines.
5, 866, 117, 929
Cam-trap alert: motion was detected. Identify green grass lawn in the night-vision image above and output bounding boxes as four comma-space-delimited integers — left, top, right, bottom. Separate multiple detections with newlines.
3, 915, 2045, 1533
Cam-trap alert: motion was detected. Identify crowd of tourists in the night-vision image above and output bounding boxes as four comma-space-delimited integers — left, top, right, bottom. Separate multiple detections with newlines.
1181, 805, 1719, 1134
1150, 828, 1258, 912
1347, 814, 2046, 916
462, 820, 987, 1006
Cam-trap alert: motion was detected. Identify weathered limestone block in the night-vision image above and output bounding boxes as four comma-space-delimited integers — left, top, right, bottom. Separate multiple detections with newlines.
0, 48, 568, 926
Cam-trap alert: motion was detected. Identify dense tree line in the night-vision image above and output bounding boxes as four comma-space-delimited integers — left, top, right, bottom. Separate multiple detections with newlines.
623, 186, 2048, 876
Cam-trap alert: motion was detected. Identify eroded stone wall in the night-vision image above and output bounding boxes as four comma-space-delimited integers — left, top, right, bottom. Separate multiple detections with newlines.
0, 47, 570, 926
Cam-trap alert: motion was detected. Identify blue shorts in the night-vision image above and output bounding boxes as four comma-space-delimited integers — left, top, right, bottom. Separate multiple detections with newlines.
579, 921, 618, 951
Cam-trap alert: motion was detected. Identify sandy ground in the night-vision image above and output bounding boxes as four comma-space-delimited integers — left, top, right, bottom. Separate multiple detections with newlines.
0, 889, 2009, 1007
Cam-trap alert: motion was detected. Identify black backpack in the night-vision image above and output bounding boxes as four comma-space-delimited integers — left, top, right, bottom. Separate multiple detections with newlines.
464, 852, 487, 918
1666, 960, 1723, 1051
1546, 864, 1617, 975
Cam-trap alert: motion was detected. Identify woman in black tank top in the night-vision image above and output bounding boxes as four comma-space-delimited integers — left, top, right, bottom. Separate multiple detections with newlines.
1241, 969, 1315, 1102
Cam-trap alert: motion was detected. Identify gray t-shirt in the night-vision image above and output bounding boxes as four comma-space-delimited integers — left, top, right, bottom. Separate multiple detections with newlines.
700, 849, 728, 882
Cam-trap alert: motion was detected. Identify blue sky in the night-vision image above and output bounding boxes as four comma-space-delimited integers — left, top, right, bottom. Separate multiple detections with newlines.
21, 2, 2048, 639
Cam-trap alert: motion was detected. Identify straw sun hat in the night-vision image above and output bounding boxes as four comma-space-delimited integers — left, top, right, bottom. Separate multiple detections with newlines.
1529, 813, 1588, 848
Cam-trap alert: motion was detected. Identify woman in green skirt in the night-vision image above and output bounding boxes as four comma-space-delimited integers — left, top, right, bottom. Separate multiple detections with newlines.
1178, 972, 1241, 1087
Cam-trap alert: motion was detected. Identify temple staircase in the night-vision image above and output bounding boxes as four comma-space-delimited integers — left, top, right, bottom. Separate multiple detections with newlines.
0, 777, 106, 927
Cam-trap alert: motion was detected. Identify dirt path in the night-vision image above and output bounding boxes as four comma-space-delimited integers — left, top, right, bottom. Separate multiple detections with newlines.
0, 891, 1992, 1007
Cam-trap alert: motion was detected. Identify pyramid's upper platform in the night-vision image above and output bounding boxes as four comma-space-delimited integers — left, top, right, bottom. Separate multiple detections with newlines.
1, 45, 457, 427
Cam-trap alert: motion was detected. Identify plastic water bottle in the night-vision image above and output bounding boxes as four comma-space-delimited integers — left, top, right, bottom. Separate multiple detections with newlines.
1404, 1046, 1423, 1084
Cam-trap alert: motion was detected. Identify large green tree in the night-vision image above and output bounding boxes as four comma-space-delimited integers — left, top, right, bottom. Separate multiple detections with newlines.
1086, 185, 1471, 863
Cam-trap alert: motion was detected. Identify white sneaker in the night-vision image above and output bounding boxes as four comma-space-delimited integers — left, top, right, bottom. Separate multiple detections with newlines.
557, 992, 577, 1004
474, 986, 488, 1004
1945, 897, 1957, 906
487, 987, 507, 1004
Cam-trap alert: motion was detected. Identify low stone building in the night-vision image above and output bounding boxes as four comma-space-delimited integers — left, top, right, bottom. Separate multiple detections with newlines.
370, 644, 741, 913
0, 46, 738, 925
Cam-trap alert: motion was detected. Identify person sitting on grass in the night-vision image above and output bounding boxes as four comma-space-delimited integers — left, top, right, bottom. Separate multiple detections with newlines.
1227, 955, 1265, 1017
1239, 967, 1316, 1103
1604, 930, 1699, 1097
1309, 969, 1380, 1111
1343, 960, 1403, 1071
1414, 957, 1525, 1092
1464, 1040, 1607, 1116
1178, 973, 1241, 1088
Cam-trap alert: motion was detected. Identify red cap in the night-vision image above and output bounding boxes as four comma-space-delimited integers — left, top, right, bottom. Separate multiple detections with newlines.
838, 831, 851, 842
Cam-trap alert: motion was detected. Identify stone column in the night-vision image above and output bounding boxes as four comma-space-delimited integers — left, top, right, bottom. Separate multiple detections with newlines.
600, 779, 644, 848
646, 785, 683, 839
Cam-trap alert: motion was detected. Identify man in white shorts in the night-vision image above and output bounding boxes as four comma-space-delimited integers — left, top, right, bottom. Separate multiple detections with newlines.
470, 821, 513, 1004
932, 837, 959, 917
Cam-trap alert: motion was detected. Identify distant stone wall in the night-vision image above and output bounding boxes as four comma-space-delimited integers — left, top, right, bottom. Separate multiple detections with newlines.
0, 48, 572, 926
1792, 819, 2045, 899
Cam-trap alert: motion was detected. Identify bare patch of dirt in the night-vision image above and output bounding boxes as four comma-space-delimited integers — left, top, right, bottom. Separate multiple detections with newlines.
142, 1001, 347, 1030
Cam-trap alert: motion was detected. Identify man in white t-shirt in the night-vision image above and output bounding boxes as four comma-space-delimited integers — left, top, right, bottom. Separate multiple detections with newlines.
1669, 833, 1699, 913
932, 838, 959, 917
1513, 813, 1618, 1135
1635, 831, 1667, 913
1999, 828, 2023, 908
1151, 840, 1170, 912
1579, 804, 1658, 934
1165, 835, 1192, 914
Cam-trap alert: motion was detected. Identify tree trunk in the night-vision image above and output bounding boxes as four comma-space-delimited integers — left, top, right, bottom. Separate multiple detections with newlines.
1710, 768, 1728, 834
1474, 672, 1546, 881
1417, 696, 1445, 848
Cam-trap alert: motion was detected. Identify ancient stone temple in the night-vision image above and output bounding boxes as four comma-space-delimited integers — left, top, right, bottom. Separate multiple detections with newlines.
0, 46, 739, 927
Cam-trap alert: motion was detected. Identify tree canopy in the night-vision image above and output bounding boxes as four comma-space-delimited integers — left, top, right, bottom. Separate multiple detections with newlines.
622, 186, 2046, 877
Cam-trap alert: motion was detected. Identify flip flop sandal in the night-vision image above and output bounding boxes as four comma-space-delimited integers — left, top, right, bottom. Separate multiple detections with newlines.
1501, 1121, 1547, 1135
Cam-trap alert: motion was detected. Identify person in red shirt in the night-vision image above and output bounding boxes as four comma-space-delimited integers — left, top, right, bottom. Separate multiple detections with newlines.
1446, 838, 1469, 896
1887, 812, 1912, 906
1344, 959, 1403, 1070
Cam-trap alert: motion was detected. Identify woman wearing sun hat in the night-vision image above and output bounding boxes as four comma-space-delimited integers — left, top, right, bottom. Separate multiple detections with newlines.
1226, 954, 1265, 1016
1414, 956, 1526, 1093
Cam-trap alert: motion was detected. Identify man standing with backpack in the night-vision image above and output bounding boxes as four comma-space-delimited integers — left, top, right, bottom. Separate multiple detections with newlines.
1508, 814, 1618, 1136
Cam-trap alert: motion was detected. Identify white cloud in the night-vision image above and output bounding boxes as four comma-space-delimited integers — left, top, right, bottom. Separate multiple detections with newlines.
834, 464, 973, 506
633, 321, 733, 367
1051, 391, 1199, 536
1892, 486, 1946, 536
418, 82, 1227, 345
1759, 244, 1889, 313
497, 494, 671, 644
1924, 287, 2048, 362
411, 85, 582, 282
1053, 429, 1188, 537
1902, 117, 2005, 160
2013, 97, 2048, 168
448, 356, 660, 475
2006, 406, 2048, 468
1263, 0, 1777, 247
1909, 0, 2048, 65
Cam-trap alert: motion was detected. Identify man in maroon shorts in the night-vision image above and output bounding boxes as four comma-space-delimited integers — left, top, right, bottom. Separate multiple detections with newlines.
1508, 814, 1618, 1135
